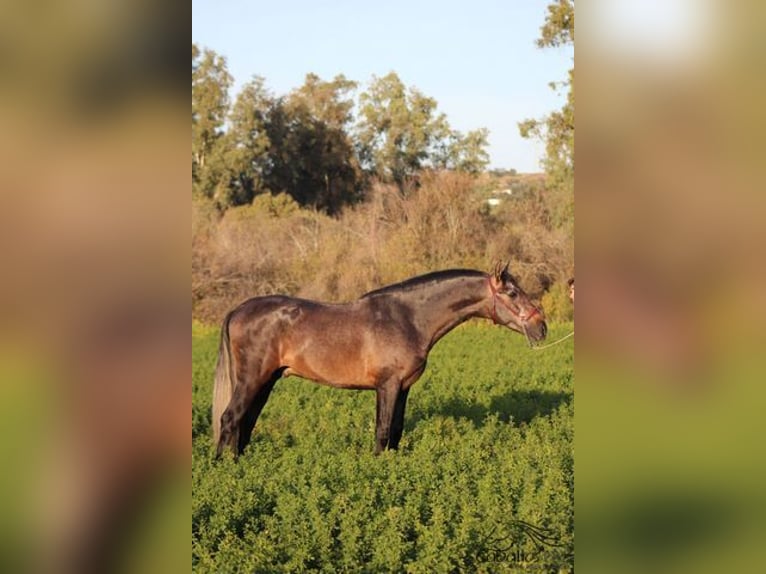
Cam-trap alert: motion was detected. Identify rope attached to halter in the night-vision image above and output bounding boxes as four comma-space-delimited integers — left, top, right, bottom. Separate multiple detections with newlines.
530, 330, 574, 351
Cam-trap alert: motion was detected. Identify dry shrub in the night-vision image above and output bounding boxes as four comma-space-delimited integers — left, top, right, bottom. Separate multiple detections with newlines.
487, 180, 573, 299
193, 197, 318, 320
382, 171, 489, 271
192, 171, 574, 323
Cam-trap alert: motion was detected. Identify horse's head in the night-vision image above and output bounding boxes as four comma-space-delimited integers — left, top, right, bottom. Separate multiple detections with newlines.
487, 262, 547, 343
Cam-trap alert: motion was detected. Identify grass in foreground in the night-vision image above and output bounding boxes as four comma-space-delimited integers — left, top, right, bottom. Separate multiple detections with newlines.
193, 322, 573, 573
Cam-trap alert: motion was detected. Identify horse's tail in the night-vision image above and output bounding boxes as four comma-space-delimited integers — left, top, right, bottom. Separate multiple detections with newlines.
212, 311, 235, 445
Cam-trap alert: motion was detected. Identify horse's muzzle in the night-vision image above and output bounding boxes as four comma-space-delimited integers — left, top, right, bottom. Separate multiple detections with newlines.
525, 317, 547, 342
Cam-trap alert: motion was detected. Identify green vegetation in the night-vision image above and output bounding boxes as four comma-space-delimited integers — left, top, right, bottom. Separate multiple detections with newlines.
193, 322, 573, 572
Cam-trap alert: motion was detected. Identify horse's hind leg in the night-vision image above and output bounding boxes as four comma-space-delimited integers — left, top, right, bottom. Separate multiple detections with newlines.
217, 356, 280, 458
237, 368, 283, 454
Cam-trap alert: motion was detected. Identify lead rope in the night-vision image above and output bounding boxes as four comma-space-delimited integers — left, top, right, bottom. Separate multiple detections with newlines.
530, 331, 574, 351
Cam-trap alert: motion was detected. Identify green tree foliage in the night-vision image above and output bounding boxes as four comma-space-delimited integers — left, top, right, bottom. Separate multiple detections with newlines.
519, 0, 574, 233
537, 0, 574, 48
435, 128, 491, 174
293, 73, 357, 128
264, 74, 363, 214
223, 77, 273, 207
357, 72, 450, 188
357, 73, 490, 188
192, 44, 234, 201
191, 46, 491, 213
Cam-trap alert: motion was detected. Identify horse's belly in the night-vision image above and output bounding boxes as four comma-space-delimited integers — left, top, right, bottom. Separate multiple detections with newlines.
280, 318, 406, 389
281, 346, 377, 389
283, 361, 376, 389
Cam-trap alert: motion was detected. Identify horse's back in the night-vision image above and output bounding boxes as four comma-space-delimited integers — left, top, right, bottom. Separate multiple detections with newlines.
227, 295, 360, 350
225, 294, 423, 388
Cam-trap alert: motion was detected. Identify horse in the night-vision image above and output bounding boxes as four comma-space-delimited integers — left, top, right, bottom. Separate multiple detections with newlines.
212, 263, 547, 458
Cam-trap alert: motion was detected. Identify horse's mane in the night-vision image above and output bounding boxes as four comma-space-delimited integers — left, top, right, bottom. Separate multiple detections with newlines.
361, 269, 486, 298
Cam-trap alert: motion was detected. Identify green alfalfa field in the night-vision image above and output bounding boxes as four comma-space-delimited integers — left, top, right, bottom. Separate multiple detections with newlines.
192, 320, 573, 573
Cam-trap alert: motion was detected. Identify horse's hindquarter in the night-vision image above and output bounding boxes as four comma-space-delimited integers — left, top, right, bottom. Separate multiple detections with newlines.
281, 299, 423, 389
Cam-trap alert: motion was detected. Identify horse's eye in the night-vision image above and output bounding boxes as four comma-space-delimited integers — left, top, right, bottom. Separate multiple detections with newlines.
509, 289, 518, 299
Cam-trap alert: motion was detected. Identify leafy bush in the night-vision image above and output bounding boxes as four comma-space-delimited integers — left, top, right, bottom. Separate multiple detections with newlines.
541, 281, 573, 322
248, 192, 302, 218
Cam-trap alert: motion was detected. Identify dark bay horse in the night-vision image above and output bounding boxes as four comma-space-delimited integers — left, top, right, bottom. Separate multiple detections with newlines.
212, 263, 547, 457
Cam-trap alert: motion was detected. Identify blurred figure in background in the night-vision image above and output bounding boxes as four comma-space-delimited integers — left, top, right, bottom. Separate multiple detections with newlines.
0, 1, 188, 573
577, 1, 766, 572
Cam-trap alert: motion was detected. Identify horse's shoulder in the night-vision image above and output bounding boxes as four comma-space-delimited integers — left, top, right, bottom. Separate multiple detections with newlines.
356, 294, 418, 330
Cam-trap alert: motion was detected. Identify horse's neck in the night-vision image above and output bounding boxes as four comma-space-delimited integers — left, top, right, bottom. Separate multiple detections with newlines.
410, 277, 489, 349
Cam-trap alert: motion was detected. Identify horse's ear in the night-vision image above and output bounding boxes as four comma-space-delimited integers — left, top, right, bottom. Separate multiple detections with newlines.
492, 261, 503, 281
492, 261, 510, 282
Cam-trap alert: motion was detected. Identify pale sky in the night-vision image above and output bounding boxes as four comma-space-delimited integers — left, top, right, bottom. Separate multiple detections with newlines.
192, 0, 573, 172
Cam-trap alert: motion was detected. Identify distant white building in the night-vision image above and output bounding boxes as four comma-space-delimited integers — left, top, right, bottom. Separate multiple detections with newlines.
484, 187, 513, 208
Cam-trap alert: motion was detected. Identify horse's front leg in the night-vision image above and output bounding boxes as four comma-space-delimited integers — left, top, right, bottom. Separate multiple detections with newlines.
388, 361, 424, 451
374, 378, 401, 454
388, 388, 410, 451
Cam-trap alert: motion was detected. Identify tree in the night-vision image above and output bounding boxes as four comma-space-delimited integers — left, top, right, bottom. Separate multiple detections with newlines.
356, 72, 453, 189
357, 73, 490, 187
537, 0, 574, 48
192, 45, 233, 201
291, 73, 357, 129
432, 128, 491, 174
224, 77, 273, 206
519, 0, 574, 232
262, 74, 363, 214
